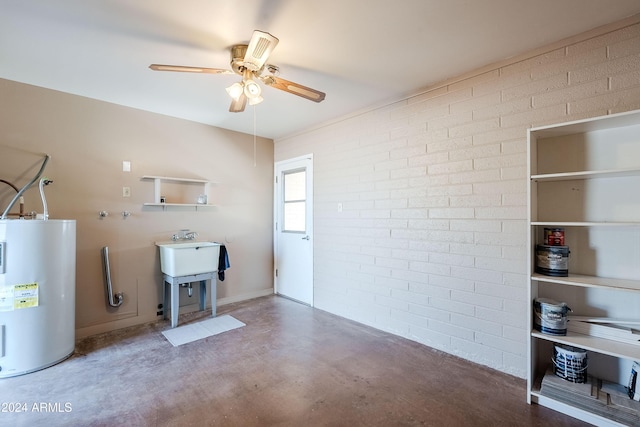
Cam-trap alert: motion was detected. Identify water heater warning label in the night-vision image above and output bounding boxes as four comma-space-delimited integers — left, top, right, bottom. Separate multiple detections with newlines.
0, 283, 39, 311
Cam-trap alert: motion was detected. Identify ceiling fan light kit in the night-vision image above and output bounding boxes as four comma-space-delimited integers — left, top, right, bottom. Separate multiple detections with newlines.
150, 30, 326, 113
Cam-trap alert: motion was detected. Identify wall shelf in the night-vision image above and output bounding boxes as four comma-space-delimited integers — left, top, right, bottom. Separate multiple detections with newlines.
141, 175, 217, 209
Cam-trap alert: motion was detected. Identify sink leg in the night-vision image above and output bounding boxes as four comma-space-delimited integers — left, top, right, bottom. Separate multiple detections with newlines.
163, 280, 169, 321
199, 280, 206, 312
211, 279, 217, 318
171, 280, 179, 328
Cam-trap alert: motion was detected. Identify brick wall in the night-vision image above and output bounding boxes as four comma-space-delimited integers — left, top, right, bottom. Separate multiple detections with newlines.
274, 20, 640, 378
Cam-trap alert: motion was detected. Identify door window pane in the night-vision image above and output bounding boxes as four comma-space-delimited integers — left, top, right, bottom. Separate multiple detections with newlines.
283, 170, 306, 232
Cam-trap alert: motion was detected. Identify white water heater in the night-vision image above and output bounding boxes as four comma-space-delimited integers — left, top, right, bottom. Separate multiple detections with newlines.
0, 219, 76, 378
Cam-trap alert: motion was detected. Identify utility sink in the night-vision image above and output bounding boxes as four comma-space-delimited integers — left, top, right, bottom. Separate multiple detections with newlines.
156, 241, 220, 277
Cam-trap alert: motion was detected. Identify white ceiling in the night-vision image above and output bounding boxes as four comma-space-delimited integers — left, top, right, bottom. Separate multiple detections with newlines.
2, 1, 640, 140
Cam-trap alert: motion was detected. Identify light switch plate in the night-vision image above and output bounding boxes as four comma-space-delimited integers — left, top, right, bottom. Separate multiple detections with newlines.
122, 161, 131, 172
123, 187, 131, 197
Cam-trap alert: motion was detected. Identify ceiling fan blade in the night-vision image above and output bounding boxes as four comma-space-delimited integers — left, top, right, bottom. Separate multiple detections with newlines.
243, 30, 279, 72
149, 64, 234, 75
262, 76, 326, 103
229, 93, 247, 112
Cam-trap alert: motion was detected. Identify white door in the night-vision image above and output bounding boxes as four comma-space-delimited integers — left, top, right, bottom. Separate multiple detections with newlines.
274, 155, 313, 305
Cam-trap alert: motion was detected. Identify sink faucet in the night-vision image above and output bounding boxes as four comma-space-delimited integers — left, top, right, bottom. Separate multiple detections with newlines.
172, 229, 198, 241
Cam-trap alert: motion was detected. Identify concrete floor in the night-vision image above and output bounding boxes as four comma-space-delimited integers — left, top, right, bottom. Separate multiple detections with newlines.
1, 295, 586, 426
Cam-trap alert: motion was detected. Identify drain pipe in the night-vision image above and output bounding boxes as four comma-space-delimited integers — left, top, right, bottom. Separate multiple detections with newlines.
101, 246, 124, 307
1, 154, 50, 219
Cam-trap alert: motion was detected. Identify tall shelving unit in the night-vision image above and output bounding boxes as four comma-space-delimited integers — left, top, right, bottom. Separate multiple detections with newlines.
527, 109, 640, 426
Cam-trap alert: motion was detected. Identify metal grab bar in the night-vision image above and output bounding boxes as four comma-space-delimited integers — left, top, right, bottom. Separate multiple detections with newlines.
101, 246, 123, 307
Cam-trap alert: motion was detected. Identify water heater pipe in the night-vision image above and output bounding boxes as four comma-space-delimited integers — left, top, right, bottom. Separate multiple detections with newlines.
101, 246, 124, 308
1, 154, 50, 219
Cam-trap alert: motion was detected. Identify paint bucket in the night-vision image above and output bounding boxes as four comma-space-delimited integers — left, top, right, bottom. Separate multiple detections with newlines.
553, 344, 588, 383
544, 228, 565, 245
533, 298, 571, 336
535, 244, 569, 277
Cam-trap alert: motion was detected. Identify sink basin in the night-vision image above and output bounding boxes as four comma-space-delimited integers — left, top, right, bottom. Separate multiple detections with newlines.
156, 241, 221, 277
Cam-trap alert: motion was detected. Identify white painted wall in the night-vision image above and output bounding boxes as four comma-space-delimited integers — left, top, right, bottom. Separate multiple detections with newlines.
274, 20, 640, 378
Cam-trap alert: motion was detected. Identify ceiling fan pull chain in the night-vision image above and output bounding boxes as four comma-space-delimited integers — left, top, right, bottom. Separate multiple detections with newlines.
253, 105, 257, 168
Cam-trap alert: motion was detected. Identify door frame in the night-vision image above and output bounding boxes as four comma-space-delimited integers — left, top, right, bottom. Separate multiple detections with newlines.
273, 154, 314, 306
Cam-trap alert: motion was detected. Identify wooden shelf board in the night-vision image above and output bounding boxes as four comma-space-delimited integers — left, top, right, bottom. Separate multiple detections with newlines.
532, 273, 640, 292
531, 168, 640, 181
143, 203, 216, 207
141, 175, 211, 184
531, 330, 640, 360
531, 221, 640, 227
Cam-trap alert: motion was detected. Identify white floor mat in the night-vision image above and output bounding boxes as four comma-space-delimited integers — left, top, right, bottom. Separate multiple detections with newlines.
162, 315, 245, 346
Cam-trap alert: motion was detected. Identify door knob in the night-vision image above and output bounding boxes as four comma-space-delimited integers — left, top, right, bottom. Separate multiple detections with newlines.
301, 235, 310, 240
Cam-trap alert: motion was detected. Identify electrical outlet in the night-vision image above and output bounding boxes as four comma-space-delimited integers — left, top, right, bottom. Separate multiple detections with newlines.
122, 187, 131, 197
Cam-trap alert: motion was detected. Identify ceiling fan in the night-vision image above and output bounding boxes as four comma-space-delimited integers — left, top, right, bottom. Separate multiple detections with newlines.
149, 30, 326, 113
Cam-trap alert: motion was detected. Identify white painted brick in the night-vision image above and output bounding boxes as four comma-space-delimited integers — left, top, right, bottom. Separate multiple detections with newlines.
448, 70, 500, 92
359, 209, 391, 219
408, 302, 452, 323
475, 256, 525, 274
450, 242, 501, 258
407, 196, 449, 208
570, 54, 640, 85
375, 275, 410, 290
611, 68, 640, 91
609, 33, 640, 58
449, 143, 501, 161
429, 298, 475, 316
450, 337, 504, 370
502, 353, 527, 379
474, 231, 525, 246
375, 256, 409, 270
451, 313, 502, 337
375, 294, 410, 311
427, 135, 473, 153
500, 165, 527, 180
450, 92, 502, 115
502, 324, 526, 343
406, 219, 450, 230
408, 240, 450, 253
472, 125, 526, 145
428, 207, 475, 219
429, 252, 474, 268
451, 265, 502, 285
501, 139, 527, 155
533, 78, 609, 109
502, 73, 568, 102
475, 332, 525, 357
500, 103, 567, 128
408, 174, 449, 187
392, 268, 430, 285
569, 85, 640, 116
449, 117, 500, 139
474, 205, 527, 220
472, 179, 526, 197
476, 306, 524, 329
428, 159, 473, 175
474, 152, 525, 170
428, 274, 475, 292
450, 219, 501, 232
408, 323, 451, 349
501, 192, 527, 206
409, 260, 451, 276
428, 319, 475, 341
448, 169, 501, 184
374, 158, 408, 172
450, 194, 501, 207
427, 183, 473, 196
409, 282, 450, 299
390, 166, 427, 179
451, 289, 503, 310
390, 208, 429, 219
476, 280, 526, 302
473, 97, 532, 121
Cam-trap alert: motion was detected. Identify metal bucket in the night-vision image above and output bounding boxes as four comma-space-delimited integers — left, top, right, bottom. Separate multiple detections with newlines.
534, 298, 571, 336
535, 244, 569, 277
